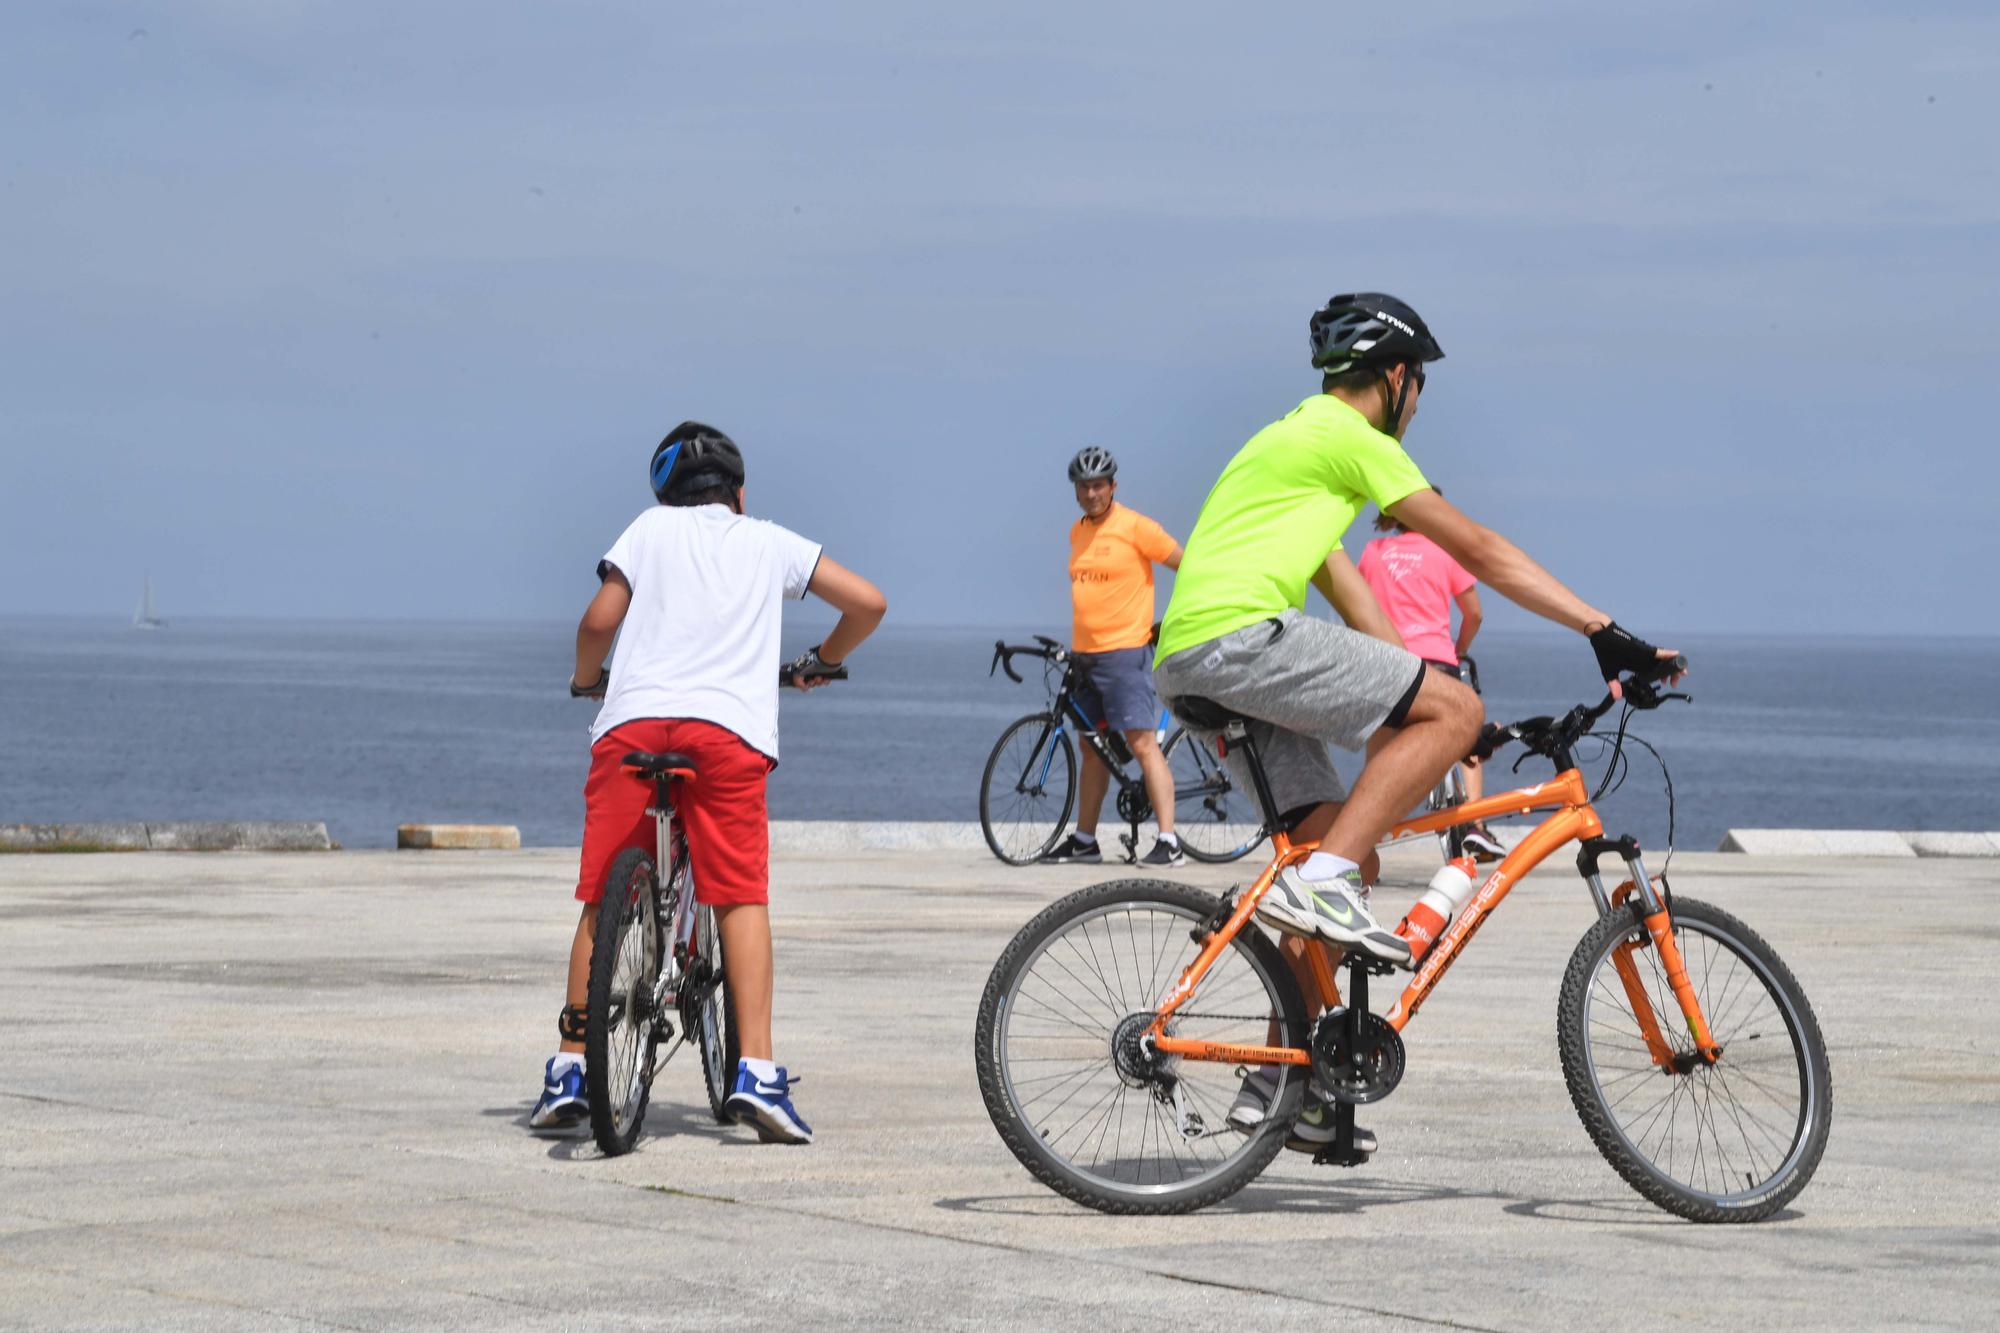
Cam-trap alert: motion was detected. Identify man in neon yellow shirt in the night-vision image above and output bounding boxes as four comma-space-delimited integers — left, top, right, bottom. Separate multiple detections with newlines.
1156, 293, 1683, 968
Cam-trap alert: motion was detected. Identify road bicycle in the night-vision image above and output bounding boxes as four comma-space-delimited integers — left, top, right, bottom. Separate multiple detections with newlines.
974, 658, 1831, 1220
582, 659, 845, 1156
979, 636, 1264, 866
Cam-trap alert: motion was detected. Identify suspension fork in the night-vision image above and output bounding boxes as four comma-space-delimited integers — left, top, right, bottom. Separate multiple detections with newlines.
1601, 852, 1720, 1067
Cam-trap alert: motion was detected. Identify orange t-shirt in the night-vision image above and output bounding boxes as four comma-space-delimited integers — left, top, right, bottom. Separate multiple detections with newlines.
1069, 502, 1178, 653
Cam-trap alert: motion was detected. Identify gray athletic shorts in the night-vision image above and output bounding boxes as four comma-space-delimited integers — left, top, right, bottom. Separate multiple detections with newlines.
1153, 609, 1427, 817
1073, 646, 1160, 733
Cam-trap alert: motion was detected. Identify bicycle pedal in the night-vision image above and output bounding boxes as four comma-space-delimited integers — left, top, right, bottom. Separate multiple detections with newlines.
1310, 1145, 1372, 1168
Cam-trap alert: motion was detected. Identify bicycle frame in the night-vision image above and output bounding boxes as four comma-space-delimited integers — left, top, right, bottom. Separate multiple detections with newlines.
1147, 765, 1720, 1071
1010, 669, 1171, 805
639, 780, 701, 1011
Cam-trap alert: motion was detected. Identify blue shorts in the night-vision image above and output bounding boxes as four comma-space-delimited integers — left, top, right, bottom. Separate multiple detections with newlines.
1073, 647, 1160, 733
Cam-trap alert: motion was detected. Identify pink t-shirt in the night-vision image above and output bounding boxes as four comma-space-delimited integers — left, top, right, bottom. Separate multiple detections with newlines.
1357, 532, 1475, 664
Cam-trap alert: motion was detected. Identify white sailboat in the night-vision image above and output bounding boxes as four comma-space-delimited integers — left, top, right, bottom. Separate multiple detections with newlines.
133, 575, 166, 630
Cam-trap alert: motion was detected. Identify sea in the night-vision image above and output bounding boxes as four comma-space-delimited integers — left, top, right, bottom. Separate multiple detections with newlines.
2, 617, 1996, 854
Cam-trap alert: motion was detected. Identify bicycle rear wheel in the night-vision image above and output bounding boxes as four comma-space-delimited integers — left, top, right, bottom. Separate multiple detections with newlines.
979, 713, 1077, 865
1162, 726, 1265, 863
975, 879, 1309, 1214
1558, 896, 1832, 1221
586, 847, 664, 1156
693, 901, 739, 1123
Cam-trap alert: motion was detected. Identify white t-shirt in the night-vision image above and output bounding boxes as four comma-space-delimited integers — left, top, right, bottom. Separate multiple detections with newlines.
590, 504, 823, 760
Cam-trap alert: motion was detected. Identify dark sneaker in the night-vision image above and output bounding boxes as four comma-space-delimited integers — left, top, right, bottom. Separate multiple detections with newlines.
1463, 824, 1506, 862
1041, 834, 1103, 864
529, 1056, 587, 1130
1227, 1067, 1374, 1153
1257, 868, 1413, 968
724, 1063, 813, 1144
1227, 1066, 1284, 1132
1138, 838, 1184, 868
1286, 1096, 1377, 1154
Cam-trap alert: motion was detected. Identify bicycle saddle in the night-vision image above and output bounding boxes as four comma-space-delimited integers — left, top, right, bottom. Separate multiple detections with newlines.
1167, 696, 1248, 730
621, 751, 700, 781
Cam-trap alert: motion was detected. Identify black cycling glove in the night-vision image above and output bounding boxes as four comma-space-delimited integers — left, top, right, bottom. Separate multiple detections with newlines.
1588, 622, 1661, 683
783, 644, 842, 686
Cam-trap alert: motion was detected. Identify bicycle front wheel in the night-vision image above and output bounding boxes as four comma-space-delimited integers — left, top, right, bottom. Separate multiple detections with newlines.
1162, 726, 1265, 863
1558, 896, 1832, 1222
586, 847, 664, 1156
979, 713, 1076, 865
975, 879, 1309, 1214
693, 901, 739, 1123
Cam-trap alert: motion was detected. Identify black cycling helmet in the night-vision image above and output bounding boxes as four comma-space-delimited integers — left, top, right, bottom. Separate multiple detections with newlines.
650, 421, 745, 505
1309, 292, 1445, 375
1067, 447, 1117, 483
1309, 293, 1444, 439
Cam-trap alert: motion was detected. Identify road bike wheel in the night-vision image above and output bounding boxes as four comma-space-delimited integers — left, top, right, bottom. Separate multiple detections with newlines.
1557, 896, 1832, 1222
693, 901, 739, 1123
979, 712, 1077, 865
586, 847, 664, 1156
1161, 726, 1265, 863
975, 879, 1309, 1215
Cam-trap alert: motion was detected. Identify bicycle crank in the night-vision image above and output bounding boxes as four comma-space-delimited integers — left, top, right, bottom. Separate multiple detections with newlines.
1310, 1006, 1406, 1105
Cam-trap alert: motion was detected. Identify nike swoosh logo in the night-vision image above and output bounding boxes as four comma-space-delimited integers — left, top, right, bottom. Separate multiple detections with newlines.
1309, 892, 1354, 924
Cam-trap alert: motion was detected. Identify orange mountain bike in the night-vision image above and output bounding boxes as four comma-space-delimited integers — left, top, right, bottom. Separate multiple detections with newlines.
974, 661, 1831, 1220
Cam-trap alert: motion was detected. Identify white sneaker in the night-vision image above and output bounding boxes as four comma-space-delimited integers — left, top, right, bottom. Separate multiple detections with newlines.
1256, 867, 1413, 968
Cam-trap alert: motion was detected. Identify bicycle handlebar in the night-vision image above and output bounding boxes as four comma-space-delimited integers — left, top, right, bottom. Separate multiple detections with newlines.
576, 662, 847, 695
780, 662, 849, 689
990, 638, 1067, 684
1476, 654, 1689, 763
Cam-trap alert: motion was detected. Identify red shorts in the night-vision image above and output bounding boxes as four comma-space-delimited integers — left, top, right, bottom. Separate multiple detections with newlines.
576, 719, 775, 907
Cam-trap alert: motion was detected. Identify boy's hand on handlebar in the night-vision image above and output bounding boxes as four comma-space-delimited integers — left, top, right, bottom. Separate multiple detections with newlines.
570, 666, 608, 700
783, 644, 846, 691
1588, 622, 1685, 698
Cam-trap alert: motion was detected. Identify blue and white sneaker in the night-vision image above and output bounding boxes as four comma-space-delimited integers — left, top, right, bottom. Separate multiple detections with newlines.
723, 1063, 813, 1144
529, 1056, 588, 1130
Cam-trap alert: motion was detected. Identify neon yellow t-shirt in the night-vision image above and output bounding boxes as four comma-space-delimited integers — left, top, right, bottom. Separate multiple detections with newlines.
1157, 394, 1430, 661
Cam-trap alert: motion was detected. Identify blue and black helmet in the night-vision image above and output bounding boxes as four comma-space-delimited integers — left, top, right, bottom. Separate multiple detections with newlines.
650, 421, 745, 504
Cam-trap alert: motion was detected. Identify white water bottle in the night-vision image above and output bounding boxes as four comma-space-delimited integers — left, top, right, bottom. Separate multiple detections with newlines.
1396, 857, 1479, 963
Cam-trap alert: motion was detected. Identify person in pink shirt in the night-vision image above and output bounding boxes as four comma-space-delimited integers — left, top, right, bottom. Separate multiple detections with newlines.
1357, 487, 1504, 859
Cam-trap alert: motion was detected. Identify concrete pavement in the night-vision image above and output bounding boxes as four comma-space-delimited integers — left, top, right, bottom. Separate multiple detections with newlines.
2, 844, 1996, 1329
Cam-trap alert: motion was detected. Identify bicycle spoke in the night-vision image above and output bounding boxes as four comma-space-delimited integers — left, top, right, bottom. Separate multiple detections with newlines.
995, 894, 1294, 1197
1580, 911, 1815, 1208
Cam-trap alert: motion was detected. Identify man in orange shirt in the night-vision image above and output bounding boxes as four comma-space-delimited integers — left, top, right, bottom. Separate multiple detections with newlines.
1044, 447, 1186, 867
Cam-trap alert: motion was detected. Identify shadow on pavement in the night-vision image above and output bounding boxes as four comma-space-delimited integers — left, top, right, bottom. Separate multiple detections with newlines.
933, 1174, 1499, 1218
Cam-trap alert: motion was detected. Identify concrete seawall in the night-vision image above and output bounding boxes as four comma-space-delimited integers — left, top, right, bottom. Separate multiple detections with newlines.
5, 820, 1996, 857
0, 821, 332, 852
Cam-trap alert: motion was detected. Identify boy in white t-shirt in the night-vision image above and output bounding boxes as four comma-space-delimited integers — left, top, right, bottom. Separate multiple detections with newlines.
530, 421, 886, 1144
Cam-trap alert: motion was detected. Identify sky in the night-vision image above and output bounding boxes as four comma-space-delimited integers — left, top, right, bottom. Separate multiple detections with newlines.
3, 1, 1996, 635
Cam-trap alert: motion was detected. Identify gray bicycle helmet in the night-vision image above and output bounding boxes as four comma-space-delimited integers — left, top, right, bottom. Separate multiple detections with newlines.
1067, 447, 1117, 483
650, 421, 745, 504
